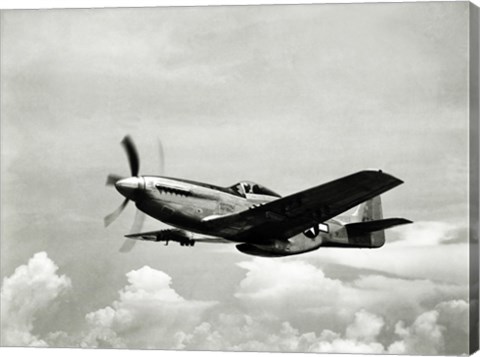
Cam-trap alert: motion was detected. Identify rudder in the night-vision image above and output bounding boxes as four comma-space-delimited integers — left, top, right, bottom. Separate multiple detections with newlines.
350, 196, 385, 247
352, 195, 383, 222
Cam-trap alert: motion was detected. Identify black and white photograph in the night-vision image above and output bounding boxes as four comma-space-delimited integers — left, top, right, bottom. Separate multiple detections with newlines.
1, 1, 478, 355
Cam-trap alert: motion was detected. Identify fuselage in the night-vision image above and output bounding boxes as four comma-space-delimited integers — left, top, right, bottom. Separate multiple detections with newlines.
117, 176, 277, 236
115, 175, 386, 256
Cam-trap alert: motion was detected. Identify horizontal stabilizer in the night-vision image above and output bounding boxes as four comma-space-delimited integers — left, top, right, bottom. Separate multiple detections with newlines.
346, 218, 412, 235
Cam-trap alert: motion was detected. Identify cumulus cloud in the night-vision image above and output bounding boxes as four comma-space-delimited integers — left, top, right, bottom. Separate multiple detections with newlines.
390, 221, 463, 246
177, 259, 469, 354
436, 299, 469, 333
387, 299, 469, 355
177, 309, 386, 353
235, 259, 351, 318
177, 301, 469, 355
1, 253, 470, 355
82, 266, 217, 349
311, 221, 469, 284
232, 258, 466, 330
176, 310, 387, 353
0, 252, 71, 347
309, 320, 386, 354
388, 310, 445, 355
345, 310, 384, 343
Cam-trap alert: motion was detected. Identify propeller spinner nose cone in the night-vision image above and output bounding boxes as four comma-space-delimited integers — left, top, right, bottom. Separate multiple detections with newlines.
115, 177, 143, 200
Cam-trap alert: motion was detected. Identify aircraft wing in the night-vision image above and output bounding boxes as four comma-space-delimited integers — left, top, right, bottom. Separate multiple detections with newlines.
124, 229, 232, 244
203, 170, 404, 242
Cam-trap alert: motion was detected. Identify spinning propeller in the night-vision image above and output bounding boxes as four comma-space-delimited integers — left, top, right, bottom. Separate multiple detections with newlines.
105, 135, 166, 252
104, 136, 141, 226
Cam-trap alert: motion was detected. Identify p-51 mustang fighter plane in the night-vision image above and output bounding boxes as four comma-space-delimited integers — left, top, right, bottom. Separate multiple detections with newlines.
105, 136, 412, 257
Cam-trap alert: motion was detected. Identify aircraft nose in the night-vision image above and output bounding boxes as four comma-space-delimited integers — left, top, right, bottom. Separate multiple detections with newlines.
115, 177, 143, 200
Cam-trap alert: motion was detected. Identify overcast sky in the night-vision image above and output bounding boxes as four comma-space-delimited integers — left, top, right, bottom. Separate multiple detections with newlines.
0, 2, 473, 354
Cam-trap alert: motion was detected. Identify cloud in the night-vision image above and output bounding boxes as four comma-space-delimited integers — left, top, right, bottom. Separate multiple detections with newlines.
388, 310, 445, 355
309, 323, 386, 354
232, 258, 466, 330
345, 310, 384, 343
176, 310, 387, 353
177, 308, 387, 354
235, 259, 348, 314
1, 253, 470, 354
0, 252, 71, 347
386, 300, 469, 356
436, 299, 469, 333
176, 259, 469, 354
390, 221, 463, 246
82, 266, 217, 349
310, 221, 469, 284
177, 300, 469, 355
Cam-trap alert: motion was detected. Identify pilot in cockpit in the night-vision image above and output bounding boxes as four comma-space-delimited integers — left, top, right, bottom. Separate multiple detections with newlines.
230, 181, 281, 198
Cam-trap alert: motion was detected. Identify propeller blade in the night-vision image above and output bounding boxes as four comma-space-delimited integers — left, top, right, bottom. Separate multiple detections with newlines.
158, 138, 165, 175
106, 174, 124, 186
104, 198, 129, 227
119, 210, 146, 253
119, 239, 136, 253
130, 209, 146, 234
121, 135, 140, 177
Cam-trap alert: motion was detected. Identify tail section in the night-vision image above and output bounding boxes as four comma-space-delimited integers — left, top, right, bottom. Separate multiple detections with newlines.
351, 195, 383, 222
346, 196, 411, 247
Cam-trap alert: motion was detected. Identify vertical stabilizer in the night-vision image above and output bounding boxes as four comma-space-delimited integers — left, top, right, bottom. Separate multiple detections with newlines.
350, 196, 385, 247
351, 195, 383, 222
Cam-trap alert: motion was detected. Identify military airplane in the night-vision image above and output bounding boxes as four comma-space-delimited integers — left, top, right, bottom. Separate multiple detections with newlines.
105, 136, 412, 257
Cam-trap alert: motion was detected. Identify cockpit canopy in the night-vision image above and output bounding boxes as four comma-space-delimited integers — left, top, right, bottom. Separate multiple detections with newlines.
229, 181, 281, 198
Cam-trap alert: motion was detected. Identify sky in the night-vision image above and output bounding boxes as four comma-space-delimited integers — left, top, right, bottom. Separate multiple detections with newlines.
0, 2, 474, 354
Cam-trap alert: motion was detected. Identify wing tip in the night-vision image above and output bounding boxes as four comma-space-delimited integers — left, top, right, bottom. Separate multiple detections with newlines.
362, 169, 404, 186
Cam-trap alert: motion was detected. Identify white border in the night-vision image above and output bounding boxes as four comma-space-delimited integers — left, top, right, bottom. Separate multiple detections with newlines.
0, 0, 476, 10
0, 1, 478, 357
